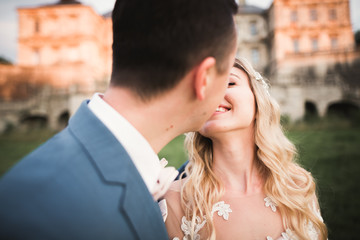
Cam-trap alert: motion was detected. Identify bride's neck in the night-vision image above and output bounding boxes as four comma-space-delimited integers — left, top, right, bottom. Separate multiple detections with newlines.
211, 129, 263, 196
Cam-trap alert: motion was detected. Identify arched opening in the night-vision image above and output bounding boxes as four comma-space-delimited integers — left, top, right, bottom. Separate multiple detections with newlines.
304, 101, 319, 121
326, 101, 360, 119
58, 111, 70, 129
20, 115, 48, 129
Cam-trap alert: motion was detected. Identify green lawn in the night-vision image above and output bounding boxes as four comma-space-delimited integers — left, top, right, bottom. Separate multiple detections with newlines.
0, 129, 57, 176
287, 128, 360, 239
158, 134, 187, 168
1, 123, 359, 239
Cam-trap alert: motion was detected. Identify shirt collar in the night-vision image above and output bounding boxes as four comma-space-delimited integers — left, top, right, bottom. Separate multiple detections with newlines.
88, 93, 161, 193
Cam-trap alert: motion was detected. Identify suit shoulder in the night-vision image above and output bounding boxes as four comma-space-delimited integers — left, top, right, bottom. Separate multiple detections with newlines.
0, 127, 88, 189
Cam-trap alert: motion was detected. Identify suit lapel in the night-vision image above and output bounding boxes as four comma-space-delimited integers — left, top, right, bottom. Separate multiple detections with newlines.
69, 101, 168, 239
121, 170, 168, 239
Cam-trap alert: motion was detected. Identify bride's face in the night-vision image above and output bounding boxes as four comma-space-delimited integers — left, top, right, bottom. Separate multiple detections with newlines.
199, 66, 256, 138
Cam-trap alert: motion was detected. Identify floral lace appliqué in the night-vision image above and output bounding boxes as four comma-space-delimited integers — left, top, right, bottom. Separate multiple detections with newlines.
267, 229, 292, 240
177, 215, 206, 240
211, 201, 232, 220
307, 221, 319, 240
306, 200, 323, 240
264, 196, 277, 212
173, 201, 232, 240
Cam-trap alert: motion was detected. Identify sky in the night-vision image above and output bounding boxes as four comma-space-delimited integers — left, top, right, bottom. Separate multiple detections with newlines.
0, 0, 359, 63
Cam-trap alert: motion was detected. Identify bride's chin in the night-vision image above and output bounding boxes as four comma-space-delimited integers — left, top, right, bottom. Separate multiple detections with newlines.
198, 127, 211, 138
199, 126, 222, 139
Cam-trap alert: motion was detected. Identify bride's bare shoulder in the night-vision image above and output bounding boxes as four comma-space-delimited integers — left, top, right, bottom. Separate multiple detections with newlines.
170, 179, 184, 191
164, 179, 185, 201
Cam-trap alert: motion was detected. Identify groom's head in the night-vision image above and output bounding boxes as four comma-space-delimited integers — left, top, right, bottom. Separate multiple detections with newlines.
110, 0, 238, 101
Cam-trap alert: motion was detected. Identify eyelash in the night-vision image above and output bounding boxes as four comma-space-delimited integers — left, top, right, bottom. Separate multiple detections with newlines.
228, 82, 236, 86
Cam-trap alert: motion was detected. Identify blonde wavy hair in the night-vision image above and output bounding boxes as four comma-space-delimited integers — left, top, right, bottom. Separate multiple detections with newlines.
180, 57, 327, 239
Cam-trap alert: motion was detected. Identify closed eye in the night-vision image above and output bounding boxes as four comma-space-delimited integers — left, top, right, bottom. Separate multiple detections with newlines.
228, 82, 236, 86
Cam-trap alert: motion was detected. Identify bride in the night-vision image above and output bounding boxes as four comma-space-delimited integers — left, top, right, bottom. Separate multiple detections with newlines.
163, 58, 327, 240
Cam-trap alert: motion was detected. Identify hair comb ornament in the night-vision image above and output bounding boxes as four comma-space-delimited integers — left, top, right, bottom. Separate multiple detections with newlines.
254, 71, 270, 95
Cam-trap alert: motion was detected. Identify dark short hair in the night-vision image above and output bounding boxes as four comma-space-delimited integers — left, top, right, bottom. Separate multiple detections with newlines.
111, 0, 238, 100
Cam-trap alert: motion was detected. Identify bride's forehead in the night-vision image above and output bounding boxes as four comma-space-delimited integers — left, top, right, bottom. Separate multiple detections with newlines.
230, 68, 249, 79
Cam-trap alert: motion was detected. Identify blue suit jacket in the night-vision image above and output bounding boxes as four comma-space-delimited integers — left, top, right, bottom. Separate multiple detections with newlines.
0, 101, 168, 240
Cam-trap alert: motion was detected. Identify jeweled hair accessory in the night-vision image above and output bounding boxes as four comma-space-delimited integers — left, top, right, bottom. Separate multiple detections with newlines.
254, 71, 270, 95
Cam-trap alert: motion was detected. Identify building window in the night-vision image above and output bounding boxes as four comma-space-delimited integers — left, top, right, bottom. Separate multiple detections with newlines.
329, 9, 337, 20
312, 38, 318, 51
331, 37, 338, 49
32, 49, 40, 65
310, 9, 317, 21
251, 48, 260, 65
67, 46, 79, 62
293, 39, 299, 53
250, 21, 257, 36
291, 10, 297, 22
34, 19, 40, 33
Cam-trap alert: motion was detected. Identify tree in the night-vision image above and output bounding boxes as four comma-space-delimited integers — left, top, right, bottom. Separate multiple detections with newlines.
355, 30, 360, 48
0, 56, 12, 65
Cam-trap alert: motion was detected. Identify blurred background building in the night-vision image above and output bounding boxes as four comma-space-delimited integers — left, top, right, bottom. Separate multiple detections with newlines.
0, 0, 359, 131
235, 0, 359, 119
16, 0, 112, 86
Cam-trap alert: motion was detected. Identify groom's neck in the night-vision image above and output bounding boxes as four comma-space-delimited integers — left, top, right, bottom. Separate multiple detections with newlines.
102, 86, 191, 153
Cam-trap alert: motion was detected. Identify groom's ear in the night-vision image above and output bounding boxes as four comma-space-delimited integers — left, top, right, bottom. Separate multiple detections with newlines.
192, 57, 216, 101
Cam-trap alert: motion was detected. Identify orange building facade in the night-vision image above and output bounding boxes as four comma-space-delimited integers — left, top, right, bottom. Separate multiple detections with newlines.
16, 0, 112, 90
268, 0, 357, 82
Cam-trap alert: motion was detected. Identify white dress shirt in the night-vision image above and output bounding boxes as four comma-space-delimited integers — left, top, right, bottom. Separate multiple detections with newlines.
88, 93, 161, 194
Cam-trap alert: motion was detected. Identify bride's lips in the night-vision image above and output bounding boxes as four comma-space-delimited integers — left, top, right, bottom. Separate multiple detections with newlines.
214, 104, 231, 114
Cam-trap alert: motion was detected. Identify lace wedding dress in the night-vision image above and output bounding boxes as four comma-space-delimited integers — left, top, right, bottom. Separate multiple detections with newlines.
164, 192, 324, 240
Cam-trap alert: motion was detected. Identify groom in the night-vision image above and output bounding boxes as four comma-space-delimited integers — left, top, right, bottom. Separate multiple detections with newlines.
0, 0, 238, 239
